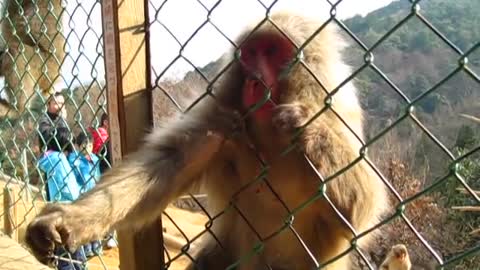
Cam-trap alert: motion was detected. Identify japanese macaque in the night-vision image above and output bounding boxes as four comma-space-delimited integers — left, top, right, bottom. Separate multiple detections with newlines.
380, 244, 412, 270
25, 12, 389, 269
0, 0, 65, 118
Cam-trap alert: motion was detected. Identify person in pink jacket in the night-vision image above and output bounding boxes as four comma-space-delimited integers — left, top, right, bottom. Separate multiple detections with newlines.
88, 113, 111, 173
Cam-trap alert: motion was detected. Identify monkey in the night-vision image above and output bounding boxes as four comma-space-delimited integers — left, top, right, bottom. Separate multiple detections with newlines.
379, 244, 412, 270
24, 12, 389, 269
0, 0, 65, 119
380, 244, 439, 270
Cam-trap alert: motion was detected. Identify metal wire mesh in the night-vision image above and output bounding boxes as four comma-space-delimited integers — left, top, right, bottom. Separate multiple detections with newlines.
0, 0, 479, 269
148, 0, 480, 269
0, 0, 116, 268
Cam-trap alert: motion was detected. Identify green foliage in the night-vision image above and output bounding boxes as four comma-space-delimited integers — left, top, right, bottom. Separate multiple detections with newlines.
441, 147, 480, 224
344, 0, 480, 118
455, 125, 478, 149
409, 75, 440, 113
345, 0, 480, 52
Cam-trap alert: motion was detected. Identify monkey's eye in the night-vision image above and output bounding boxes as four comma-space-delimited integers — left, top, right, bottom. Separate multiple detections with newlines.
264, 45, 277, 57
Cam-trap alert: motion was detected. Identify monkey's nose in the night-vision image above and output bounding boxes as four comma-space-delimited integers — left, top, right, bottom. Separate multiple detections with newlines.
395, 251, 406, 260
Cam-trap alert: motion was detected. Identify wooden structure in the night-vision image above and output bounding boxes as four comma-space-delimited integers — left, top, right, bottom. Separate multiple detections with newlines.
0, 232, 50, 270
1, 173, 47, 243
102, 0, 165, 268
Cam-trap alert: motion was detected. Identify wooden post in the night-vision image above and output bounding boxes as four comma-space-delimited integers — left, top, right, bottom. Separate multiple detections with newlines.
102, 0, 164, 268
3, 187, 18, 241
20, 149, 30, 202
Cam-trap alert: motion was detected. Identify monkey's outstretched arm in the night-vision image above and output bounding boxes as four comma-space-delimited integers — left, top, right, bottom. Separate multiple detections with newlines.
25, 106, 242, 265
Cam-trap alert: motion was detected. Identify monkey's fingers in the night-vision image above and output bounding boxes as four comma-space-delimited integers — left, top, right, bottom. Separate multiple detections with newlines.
25, 211, 65, 265
209, 107, 246, 138
189, 132, 226, 162
58, 225, 80, 254
272, 103, 309, 133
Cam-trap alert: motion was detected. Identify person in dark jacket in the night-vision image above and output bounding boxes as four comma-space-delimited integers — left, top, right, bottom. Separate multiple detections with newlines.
38, 92, 68, 150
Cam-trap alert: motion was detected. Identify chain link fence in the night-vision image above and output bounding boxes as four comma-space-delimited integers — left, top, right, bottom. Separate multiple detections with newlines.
0, 0, 116, 268
148, 0, 480, 269
0, 0, 479, 269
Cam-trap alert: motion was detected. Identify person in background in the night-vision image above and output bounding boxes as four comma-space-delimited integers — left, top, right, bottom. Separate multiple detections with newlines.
37, 92, 69, 202
37, 127, 86, 270
89, 112, 110, 173
88, 112, 117, 249
38, 92, 68, 150
68, 131, 103, 257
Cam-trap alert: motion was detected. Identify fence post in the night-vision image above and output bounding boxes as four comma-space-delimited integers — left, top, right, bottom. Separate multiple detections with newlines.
3, 186, 18, 241
20, 149, 30, 202
102, 0, 165, 268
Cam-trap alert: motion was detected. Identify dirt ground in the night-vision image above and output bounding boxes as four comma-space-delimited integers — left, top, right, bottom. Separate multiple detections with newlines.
86, 248, 120, 270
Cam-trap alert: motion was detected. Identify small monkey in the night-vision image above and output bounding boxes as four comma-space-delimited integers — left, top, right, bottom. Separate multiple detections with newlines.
0, 0, 65, 118
380, 244, 412, 270
25, 13, 389, 269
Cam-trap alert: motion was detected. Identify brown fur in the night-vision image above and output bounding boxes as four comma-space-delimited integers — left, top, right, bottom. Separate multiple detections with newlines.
0, 0, 65, 118
25, 13, 388, 269
380, 244, 412, 270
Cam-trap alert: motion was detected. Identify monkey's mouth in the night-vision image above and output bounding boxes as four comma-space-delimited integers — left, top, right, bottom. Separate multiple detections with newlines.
242, 78, 278, 122
395, 252, 406, 260
243, 79, 276, 109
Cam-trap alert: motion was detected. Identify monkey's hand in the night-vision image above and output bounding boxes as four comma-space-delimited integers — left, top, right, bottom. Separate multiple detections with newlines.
25, 204, 80, 266
206, 106, 245, 139
272, 103, 310, 133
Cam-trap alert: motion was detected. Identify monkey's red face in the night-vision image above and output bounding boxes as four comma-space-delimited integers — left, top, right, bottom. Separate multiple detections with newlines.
239, 33, 295, 121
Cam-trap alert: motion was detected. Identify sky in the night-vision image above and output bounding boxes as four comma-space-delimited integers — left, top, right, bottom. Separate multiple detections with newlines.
1, 0, 395, 91
147, 0, 395, 81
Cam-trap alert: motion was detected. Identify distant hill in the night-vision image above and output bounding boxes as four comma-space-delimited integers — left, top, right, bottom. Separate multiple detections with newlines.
344, 0, 480, 118
341, 0, 480, 179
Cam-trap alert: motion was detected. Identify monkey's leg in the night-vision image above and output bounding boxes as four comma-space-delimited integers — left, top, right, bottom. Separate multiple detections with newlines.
25, 108, 243, 265
0, 100, 17, 119
185, 240, 233, 270
14, 0, 65, 98
37, 47, 65, 96
0, 47, 33, 119
272, 104, 358, 269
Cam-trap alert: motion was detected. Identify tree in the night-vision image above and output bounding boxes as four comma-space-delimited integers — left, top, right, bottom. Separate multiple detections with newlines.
455, 125, 477, 149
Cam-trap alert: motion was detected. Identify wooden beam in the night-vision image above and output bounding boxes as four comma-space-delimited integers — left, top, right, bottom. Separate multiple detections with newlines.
102, 0, 164, 268
470, 227, 480, 235
3, 187, 18, 241
451, 206, 480, 212
459, 113, 480, 124
456, 187, 480, 196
